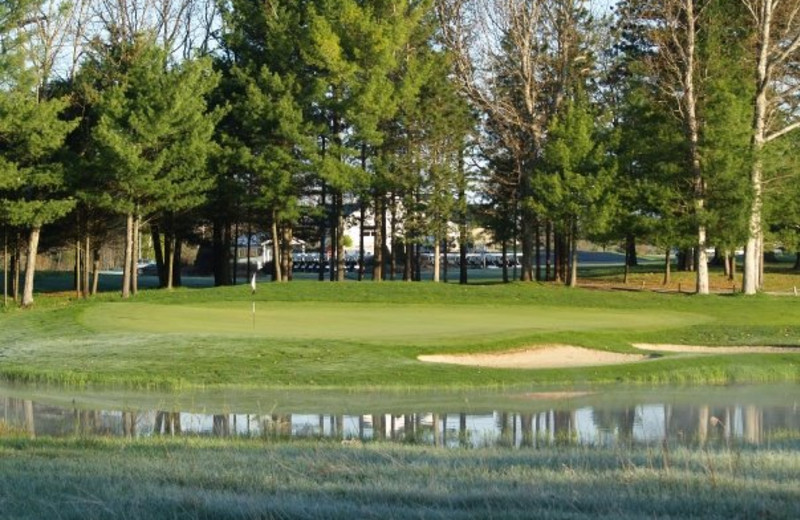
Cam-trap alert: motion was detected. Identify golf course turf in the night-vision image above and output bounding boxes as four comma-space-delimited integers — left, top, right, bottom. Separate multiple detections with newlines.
1, 281, 798, 388
2, 280, 800, 520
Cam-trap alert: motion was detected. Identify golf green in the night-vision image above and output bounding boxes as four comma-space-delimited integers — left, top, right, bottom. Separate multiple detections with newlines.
80, 302, 708, 344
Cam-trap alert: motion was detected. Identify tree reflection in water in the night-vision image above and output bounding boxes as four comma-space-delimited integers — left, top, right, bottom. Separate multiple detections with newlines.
1, 395, 797, 449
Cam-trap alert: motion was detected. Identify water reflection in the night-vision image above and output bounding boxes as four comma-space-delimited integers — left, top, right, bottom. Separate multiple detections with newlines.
2, 388, 798, 449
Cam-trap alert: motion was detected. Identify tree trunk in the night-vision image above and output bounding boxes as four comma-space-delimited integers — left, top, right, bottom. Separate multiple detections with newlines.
75, 239, 81, 298
336, 192, 345, 282
535, 216, 542, 281
12, 242, 20, 302
520, 212, 534, 282
373, 192, 384, 281
83, 234, 90, 297
164, 228, 173, 287
682, 0, 708, 295
92, 247, 100, 295
389, 193, 397, 280
723, 250, 732, 278
172, 236, 182, 287
3, 228, 7, 308
553, 232, 563, 283
281, 225, 293, 282
743, 193, 763, 294
404, 240, 412, 281
459, 231, 468, 286
271, 214, 282, 283
726, 252, 737, 281
21, 227, 40, 307
545, 220, 552, 282
433, 236, 441, 283
568, 221, 578, 288
359, 146, 367, 282
743, 0, 772, 295
695, 225, 709, 294
329, 196, 337, 282
501, 240, 509, 283
151, 223, 166, 287
358, 201, 365, 281
794, 252, 800, 271
246, 221, 252, 282
626, 233, 638, 267
318, 181, 327, 282
414, 243, 421, 282
122, 212, 133, 299
131, 213, 140, 296
663, 248, 671, 286
166, 232, 175, 290
443, 239, 449, 283
232, 220, 239, 285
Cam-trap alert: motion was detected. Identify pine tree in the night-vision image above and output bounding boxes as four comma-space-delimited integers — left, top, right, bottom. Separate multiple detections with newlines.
700, 2, 752, 279
535, 89, 616, 287
214, 0, 314, 284
0, 0, 78, 307
89, 37, 220, 296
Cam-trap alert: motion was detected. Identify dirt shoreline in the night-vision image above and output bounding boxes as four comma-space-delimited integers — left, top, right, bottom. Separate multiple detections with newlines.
417, 344, 798, 369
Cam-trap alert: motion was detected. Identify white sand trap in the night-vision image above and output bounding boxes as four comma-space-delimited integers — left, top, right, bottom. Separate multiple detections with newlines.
418, 345, 647, 369
418, 343, 799, 370
633, 343, 799, 354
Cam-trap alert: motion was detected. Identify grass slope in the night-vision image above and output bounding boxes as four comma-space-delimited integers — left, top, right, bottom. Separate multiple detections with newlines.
0, 436, 798, 520
1, 282, 799, 388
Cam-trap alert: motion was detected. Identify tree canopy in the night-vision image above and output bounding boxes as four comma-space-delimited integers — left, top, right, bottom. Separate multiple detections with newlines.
3, 0, 800, 305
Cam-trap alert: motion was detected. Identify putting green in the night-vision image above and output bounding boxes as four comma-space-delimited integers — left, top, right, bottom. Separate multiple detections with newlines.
80, 302, 707, 343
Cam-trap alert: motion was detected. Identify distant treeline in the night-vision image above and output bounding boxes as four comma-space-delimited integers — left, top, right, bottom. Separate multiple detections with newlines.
2, 0, 800, 305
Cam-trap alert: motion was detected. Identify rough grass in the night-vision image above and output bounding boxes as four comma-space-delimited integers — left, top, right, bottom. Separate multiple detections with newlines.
0, 435, 798, 519
1, 281, 799, 389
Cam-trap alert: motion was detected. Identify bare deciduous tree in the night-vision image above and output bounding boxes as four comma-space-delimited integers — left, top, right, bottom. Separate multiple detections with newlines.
634, 0, 710, 293
91, 0, 218, 57
740, 0, 800, 293
436, 0, 587, 281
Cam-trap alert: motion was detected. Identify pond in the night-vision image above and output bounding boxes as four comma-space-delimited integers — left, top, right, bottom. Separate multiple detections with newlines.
1, 383, 797, 449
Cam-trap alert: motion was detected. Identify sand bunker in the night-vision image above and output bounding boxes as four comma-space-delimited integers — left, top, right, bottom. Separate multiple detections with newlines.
418, 343, 798, 370
632, 343, 798, 354
418, 345, 648, 369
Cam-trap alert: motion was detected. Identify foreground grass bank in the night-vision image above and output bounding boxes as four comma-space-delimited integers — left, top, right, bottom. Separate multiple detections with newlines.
1, 282, 799, 388
0, 435, 797, 519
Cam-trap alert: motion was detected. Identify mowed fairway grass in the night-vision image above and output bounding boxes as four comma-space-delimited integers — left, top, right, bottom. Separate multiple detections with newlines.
1, 281, 799, 388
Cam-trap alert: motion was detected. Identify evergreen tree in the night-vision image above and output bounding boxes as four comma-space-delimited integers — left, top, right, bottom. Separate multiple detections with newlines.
89, 37, 220, 296
233, 66, 312, 282
535, 89, 616, 287
213, 0, 314, 284
305, 1, 433, 281
614, 81, 688, 284
0, 0, 77, 307
700, 2, 752, 279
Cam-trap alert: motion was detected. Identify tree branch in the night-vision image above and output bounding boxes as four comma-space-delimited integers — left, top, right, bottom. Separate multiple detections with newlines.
765, 120, 800, 142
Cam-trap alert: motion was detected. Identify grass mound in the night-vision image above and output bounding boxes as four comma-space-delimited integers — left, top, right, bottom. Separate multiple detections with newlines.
0, 282, 798, 388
